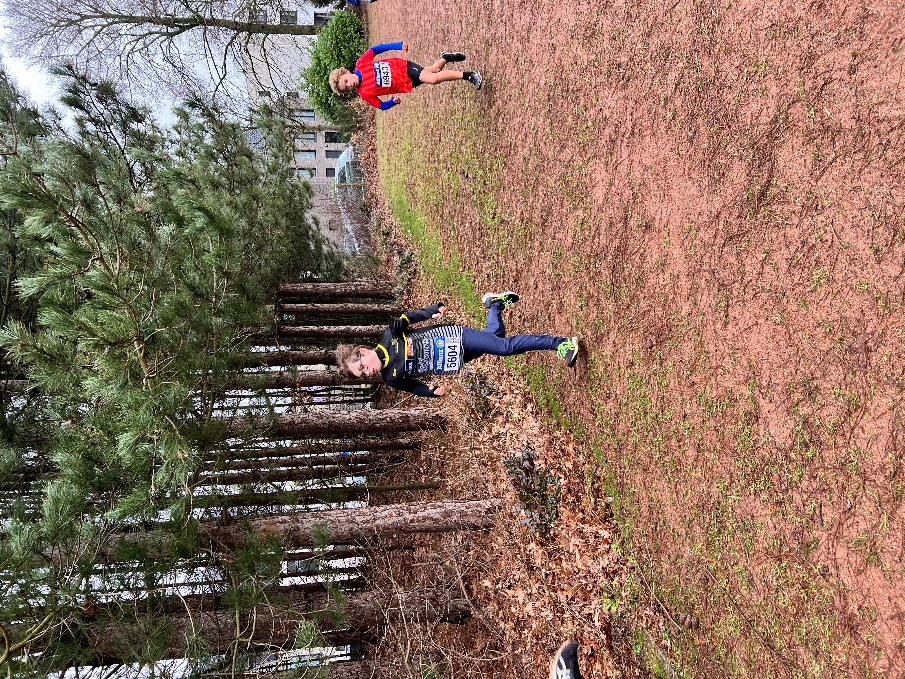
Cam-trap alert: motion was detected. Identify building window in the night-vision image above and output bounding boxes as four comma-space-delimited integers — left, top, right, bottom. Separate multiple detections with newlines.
325, 149, 343, 159
280, 10, 298, 25
296, 132, 316, 144
290, 109, 316, 122
324, 131, 343, 144
326, 167, 336, 178
258, 90, 272, 98
285, 91, 299, 99
249, 10, 267, 23
295, 168, 316, 178
314, 12, 332, 27
294, 150, 317, 162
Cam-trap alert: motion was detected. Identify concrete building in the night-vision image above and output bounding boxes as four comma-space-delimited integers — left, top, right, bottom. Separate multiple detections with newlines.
240, 6, 358, 252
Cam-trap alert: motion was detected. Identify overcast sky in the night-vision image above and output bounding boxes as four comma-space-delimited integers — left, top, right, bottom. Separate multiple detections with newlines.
1, 44, 59, 106
0, 2, 262, 128
0, 5, 182, 126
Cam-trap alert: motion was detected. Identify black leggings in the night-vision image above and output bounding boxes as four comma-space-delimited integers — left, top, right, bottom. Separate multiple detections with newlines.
406, 61, 423, 88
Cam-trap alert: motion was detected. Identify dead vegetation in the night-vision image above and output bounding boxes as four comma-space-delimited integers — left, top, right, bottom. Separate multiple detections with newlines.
357, 0, 905, 676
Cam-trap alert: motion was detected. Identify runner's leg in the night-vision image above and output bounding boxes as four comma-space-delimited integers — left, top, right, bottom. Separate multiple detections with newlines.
484, 302, 506, 338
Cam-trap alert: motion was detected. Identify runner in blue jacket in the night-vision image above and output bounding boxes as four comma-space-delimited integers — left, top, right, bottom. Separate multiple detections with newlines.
336, 293, 579, 397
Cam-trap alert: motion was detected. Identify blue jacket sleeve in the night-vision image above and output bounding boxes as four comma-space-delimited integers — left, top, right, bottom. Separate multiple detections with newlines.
370, 41, 404, 56
379, 99, 398, 111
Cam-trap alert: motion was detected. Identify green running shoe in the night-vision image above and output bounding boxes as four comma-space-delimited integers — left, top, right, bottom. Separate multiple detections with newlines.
557, 337, 579, 367
481, 291, 520, 308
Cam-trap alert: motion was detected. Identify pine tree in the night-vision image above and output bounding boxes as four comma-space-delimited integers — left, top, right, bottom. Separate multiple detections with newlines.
0, 67, 347, 674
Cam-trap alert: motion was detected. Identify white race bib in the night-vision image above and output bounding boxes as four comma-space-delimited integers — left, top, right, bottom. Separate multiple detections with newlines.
432, 335, 462, 374
374, 62, 392, 87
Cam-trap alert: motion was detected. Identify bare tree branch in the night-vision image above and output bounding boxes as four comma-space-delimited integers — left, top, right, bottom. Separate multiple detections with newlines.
4, 0, 320, 105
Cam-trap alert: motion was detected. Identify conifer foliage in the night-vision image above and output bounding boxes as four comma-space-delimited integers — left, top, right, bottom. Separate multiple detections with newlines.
0, 66, 345, 675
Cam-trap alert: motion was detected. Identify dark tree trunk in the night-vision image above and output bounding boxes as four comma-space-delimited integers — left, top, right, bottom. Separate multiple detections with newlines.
202, 460, 404, 485
277, 281, 395, 301
89, 578, 366, 617
80, 586, 465, 663
286, 546, 364, 563
212, 437, 422, 461
226, 370, 378, 390
276, 325, 385, 339
201, 500, 501, 551
327, 660, 398, 679
221, 408, 445, 438
100, 500, 500, 561
190, 483, 441, 509
278, 302, 404, 317
204, 451, 406, 474
233, 350, 337, 367
0, 379, 30, 392
65, 14, 319, 36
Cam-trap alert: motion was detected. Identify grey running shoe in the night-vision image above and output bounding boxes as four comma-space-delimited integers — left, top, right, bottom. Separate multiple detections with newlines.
481, 291, 520, 308
557, 337, 580, 368
441, 51, 466, 63
549, 640, 583, 679
464, 71, 483, 90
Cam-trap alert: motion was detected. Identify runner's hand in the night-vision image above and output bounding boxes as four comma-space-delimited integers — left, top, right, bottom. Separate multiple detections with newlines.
392, 96, 401, 104
432, 302, 446, 318
431, 385, 447, 397
401, 42, 409, 53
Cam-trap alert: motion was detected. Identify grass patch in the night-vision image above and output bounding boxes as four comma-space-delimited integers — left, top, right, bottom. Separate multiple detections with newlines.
377, 121, 484, 324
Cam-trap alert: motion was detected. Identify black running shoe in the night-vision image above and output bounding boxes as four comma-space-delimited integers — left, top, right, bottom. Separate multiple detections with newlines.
549, 640, 583, 679
557, 337, 580, 368
481, 291, 520, 309
441, 51, 466, 63
464, 71, 483, 90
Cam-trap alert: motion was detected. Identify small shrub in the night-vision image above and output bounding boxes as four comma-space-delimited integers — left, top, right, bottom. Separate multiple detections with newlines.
300, 10, 367, 130
503, 446, 561, 535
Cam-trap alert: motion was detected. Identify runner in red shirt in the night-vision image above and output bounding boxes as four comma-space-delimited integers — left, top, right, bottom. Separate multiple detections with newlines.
329, 42, 482, 110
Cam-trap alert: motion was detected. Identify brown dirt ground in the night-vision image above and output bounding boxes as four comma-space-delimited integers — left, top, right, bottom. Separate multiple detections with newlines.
356, 1, 905, 677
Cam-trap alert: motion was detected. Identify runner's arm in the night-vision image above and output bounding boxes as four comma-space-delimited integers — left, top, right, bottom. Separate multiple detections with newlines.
391, 302, 446, 332
358, 92, 384, 109
378, 97, 400, 110
392, 377, 441, 398
369, 41, 404, 56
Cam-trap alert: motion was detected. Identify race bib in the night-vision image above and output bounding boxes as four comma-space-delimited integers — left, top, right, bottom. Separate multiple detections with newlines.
374, 62, 392, 87
432, 335, 462, 374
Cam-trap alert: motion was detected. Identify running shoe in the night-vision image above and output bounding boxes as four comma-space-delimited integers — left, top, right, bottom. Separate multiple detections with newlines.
557, 337, 580, 367
549, 640, 583, 679
481, 291, 520, 308
464, 71, 483, 90
441, 51, 466, 63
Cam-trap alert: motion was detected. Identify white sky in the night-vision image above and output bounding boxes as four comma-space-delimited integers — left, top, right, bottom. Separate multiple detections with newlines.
0, 4, 181, 126
0, 1, 59, 105
1, 56, 56, 104
0, 2, 263, 127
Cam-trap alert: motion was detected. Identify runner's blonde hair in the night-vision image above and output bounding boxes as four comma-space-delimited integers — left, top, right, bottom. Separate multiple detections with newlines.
329, 68, 350, 95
